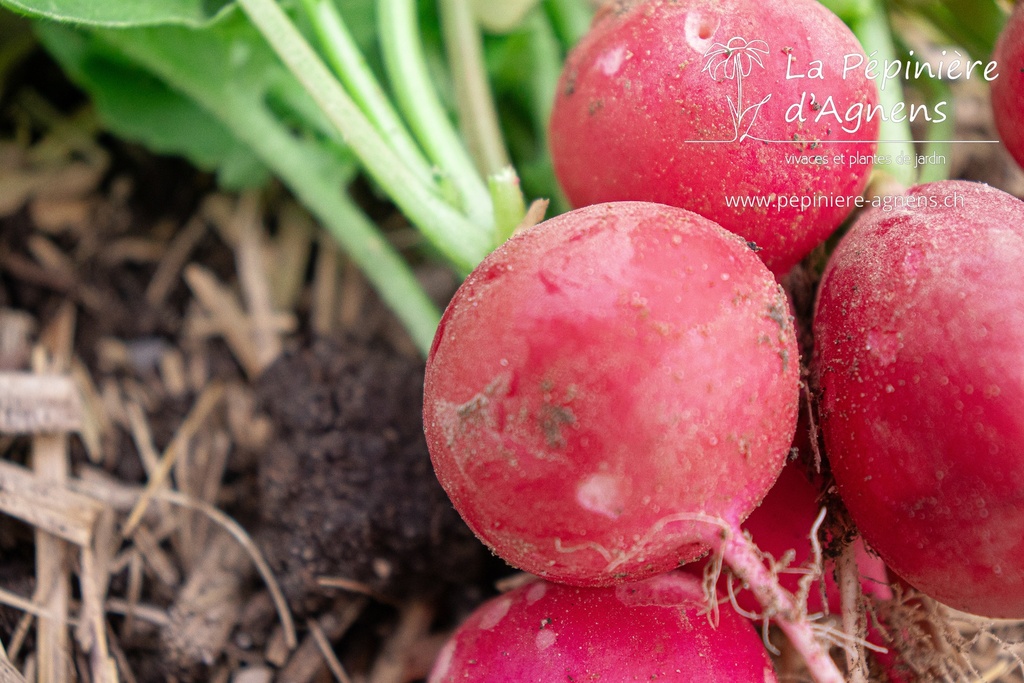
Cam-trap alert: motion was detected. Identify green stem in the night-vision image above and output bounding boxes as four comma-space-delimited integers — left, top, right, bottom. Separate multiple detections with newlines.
543, 0, 593, 49
237, 0, 491, 272
489, 166, 527, 242
298, 0, 437, 189
472, 0, 543, 32
850, 0, 917, 187
522, 8, 572, 214
524, 9, 562, 136
816, 0, 873, 23
440, 0, 511, 177
96, 30, 442, 355
911, 56, 955, 184
378, 0, 494, 232
894, 0, 1007, 61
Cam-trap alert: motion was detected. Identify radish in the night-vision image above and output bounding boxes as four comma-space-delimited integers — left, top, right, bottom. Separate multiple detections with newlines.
549, 0, 879, 276
814, 180, 1024, 618
993, 3, 1024, 170
424, 201, 798, 586
430, 573, 778, 682
424, 201, 844, 682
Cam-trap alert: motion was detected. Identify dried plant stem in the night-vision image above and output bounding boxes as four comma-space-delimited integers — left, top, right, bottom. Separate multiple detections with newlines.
369, 601, 434, 683
233, 192, 282, 371
280, 599, 366, 682
31, 303, 75, 683
307, 619, 353, 683
153, 490, 297, 650
121, 381, 224, 536
0, 640, 26, 683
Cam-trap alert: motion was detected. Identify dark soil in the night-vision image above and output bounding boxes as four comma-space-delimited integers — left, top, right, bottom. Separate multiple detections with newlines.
255, 336, 487, 616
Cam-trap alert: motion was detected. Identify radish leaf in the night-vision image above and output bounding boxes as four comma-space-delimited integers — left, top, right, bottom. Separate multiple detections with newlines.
0, 0, 234, 28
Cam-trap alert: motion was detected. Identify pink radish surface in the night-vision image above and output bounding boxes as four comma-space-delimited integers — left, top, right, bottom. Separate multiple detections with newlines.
430, 573, 778, 683
549, 0, 879, 276
814, 180, 1024, 618
424, 201, 799, 586
993, 4, 1024, 169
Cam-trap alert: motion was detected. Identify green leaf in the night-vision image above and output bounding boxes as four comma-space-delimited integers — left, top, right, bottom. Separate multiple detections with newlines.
0, 0, 234, 28
35, 20, 269, 188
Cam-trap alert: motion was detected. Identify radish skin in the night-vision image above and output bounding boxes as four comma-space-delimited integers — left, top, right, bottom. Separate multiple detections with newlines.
814, 180, 1024, 618
993, 5, 1024, 170
430, 573, 779, 682
424, 201, 798, 585
549, 0, 879, 275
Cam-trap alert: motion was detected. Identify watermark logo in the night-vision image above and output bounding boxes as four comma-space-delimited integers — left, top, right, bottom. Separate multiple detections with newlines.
687, 33, 1002, 148
700, 37, 771, 142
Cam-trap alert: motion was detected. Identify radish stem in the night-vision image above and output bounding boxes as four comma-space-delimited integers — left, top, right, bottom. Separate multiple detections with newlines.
297, 0, 437, 190
718, 525, 846, 683
238, 0, 492, 273
911, 53, 955, 184
489, 167, 527, 241
440, 0, 510, 177
378, 0, 494, 232
817, 0, 872, 23
849, 0, 917, 187
543, 0, 593, 49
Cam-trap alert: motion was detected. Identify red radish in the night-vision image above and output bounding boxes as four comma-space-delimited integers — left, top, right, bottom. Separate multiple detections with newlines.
993, 4, 1024, 170
425, 202, 844, 682
549, 0, 879, 276
424, 201, 798, 586
814, 180, 1024, 618
430, 573, 778, 682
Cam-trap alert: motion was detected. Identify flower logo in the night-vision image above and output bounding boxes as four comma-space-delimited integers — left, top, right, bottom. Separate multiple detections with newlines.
699, 37, 772, 142
701, 37, 769, 81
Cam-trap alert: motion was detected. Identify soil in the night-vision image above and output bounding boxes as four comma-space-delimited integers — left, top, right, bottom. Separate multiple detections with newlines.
255, 336, 486, 615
